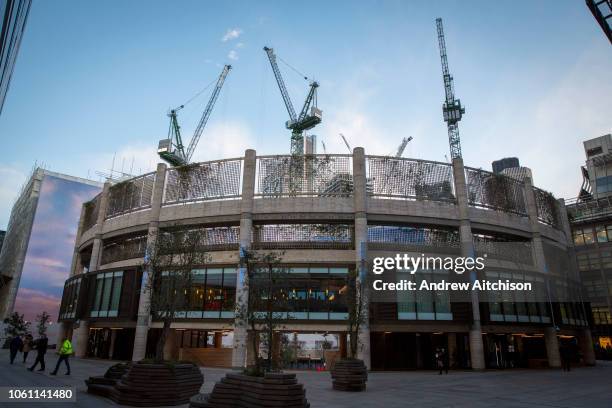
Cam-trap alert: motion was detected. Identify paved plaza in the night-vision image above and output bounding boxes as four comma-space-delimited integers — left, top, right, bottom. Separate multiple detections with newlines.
0, 350, 611, 407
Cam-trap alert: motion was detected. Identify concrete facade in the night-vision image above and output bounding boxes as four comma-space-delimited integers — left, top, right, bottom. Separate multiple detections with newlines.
57, 149, 593, 370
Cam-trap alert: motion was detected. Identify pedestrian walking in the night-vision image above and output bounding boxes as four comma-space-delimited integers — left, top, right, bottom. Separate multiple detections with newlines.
560, 343, 571, 372
9, 335, 23, 364
50, 337, 73, 376
22, 334, 33, 363
435, 347, 447, 375
28, 334, 48, 372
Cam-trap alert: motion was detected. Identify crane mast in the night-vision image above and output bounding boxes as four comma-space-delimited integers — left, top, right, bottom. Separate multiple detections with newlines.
436, 18, 465, 160
264, 46, 322, 156
158, 64, 232, 166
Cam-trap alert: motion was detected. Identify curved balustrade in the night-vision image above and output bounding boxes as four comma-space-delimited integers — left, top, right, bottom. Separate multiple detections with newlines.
255, 154, 353, 197
163, 158, 243, 205
366, 156, 455, 202
105, 172, 156, 219
533, 187, 561, 228
78, 153, 565, 232
465, 167, 527, 216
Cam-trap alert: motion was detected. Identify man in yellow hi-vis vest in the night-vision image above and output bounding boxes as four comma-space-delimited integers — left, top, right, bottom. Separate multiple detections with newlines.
50, 337, 73, 376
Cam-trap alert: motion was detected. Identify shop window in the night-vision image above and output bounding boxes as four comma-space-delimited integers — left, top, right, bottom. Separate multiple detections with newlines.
90, 271, 123, 317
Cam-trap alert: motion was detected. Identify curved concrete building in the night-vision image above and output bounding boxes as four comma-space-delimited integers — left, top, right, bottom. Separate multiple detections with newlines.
57, 149, 595, 370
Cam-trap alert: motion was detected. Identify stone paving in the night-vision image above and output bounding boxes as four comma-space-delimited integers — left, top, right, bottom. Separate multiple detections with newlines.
0, 350, 611, 407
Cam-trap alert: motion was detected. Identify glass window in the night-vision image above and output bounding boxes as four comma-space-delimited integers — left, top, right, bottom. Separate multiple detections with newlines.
597, 226, 608, 243
91, 275, 104, 317
221, 268, 236, 318
573, 230, 585, 246
416, 273, 435, 320
584, 229, 595, 245
204, 268, 223, 318
109, 272, 123, 317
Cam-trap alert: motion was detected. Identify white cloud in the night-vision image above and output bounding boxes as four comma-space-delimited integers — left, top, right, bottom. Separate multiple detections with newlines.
228, 50, 239, 61
221, 28, 242, 42
236, 42, 244, 48
189, 120, 255, 162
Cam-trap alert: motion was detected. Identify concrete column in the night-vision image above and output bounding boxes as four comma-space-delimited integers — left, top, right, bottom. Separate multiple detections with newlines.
580, 328, 596, 366
544, 326, 561, 368
232, 149, 256, 368
72, 322, 89, 358
353, 147, 371, 369
452, 158, 485, 370
523, 177, 562, 368
132, 163, 167, 362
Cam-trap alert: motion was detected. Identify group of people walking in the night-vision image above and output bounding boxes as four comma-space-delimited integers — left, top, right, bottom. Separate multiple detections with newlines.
8, 335, 73, 375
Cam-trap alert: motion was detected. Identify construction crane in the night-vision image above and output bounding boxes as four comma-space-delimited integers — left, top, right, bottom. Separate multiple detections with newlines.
339, 133, 351, 153
436, 18, 465, 160
321, 140, 327, 154
157, 64, 232, 166
394, 136, 412, 157
264, 46, 322, 156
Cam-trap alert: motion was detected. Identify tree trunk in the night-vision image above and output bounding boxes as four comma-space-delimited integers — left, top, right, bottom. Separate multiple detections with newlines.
156, 318, 172, 362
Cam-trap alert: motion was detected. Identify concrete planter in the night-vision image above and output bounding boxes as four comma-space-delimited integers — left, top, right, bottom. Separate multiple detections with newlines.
86, 361, 203, 406
190, 372, 309, 407
330, 358, 368, 391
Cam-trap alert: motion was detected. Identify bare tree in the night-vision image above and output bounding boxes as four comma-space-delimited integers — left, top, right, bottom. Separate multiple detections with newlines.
236, 250, 291, 374
346, 268, 367, 359
35, 311, 51, 337
144, 228, 210, 362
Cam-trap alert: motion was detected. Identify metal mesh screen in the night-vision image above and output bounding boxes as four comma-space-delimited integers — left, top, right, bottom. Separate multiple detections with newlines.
533, 187, 561, 228
105, 172, 155, 218
82, 194, 101, 231
256, 155, 353, 197
472, 235, 533, 265
543, 241, 571, 278
101, 234, 147, 265
252, 224, 354, 249
465, 167, 527, 216
164, 159, 242, 204
162, 226, 240, 251
366, 156, 455, 202
367, 225, 460, 252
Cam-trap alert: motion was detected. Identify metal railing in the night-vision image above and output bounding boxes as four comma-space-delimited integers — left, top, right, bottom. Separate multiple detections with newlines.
465, 167, 527, 216
105, 172, 156, 219
163, 158, 243, 204
533, 187, 561, 228
82, 194, 101, 231
100, 234, 147, 265
255, 154, 353, 197
366, 156, 455, 202
252, 223, 354, 249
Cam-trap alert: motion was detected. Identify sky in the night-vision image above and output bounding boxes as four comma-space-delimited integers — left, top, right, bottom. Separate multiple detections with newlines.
13, 174, 100, 336
0, 0, 610, 229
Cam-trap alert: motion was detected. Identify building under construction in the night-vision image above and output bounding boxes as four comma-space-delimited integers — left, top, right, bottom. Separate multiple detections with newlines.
55, 19, 595, 370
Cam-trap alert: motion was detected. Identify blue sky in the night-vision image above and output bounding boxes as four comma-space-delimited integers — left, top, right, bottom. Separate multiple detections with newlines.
0, 0, 610, 228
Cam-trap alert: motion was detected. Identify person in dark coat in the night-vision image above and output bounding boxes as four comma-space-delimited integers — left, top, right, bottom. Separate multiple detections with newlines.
9, 335, 23, 364
28, 335, 48, 372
